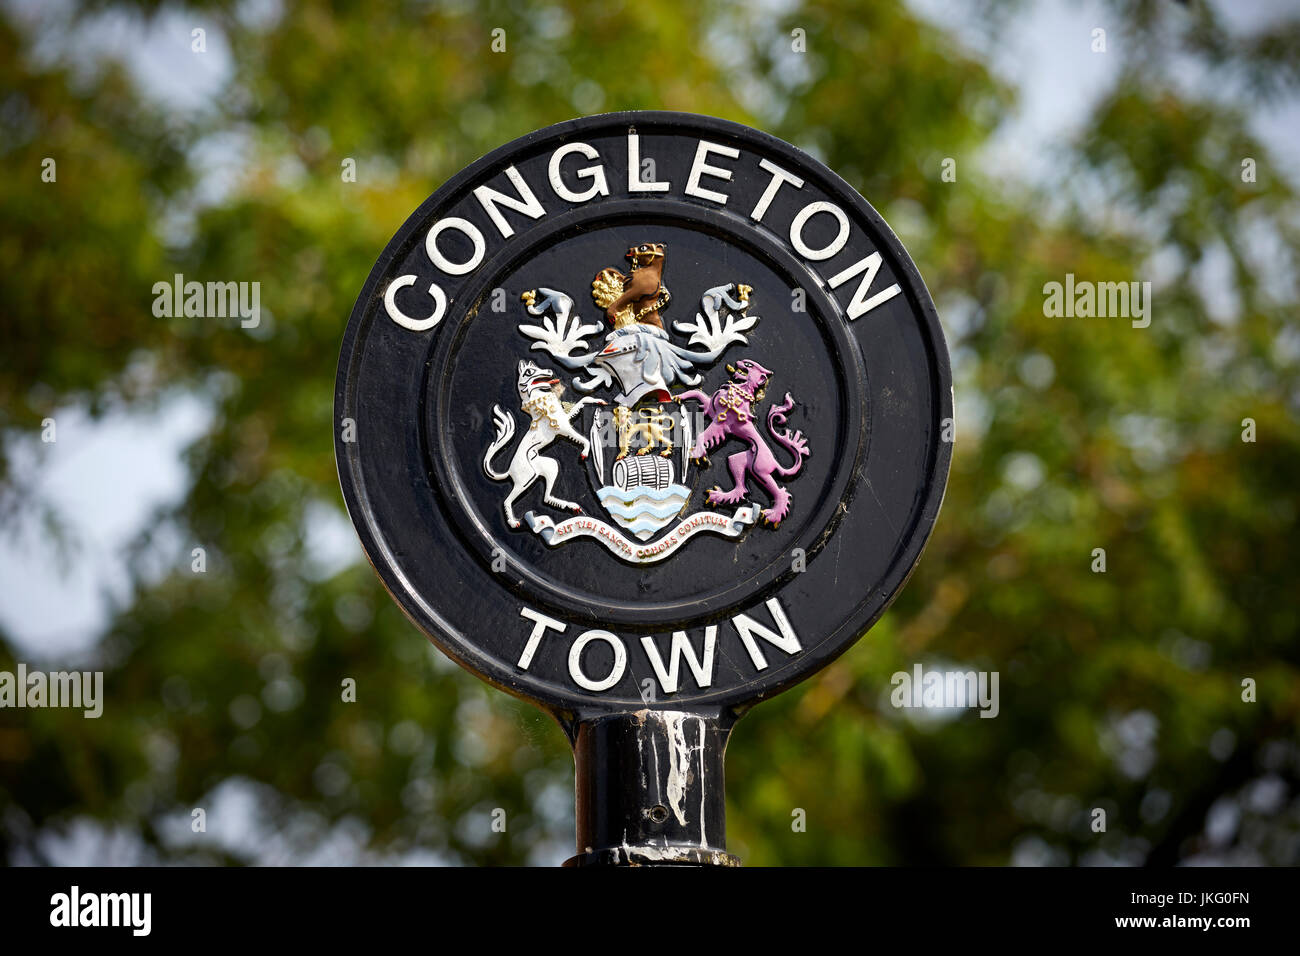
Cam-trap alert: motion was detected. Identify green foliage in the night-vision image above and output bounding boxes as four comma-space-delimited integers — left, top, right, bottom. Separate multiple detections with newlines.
1, 0, 1297, 865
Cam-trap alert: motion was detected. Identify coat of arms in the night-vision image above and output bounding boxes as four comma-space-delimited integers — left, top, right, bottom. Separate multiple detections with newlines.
482, 242, 811, 564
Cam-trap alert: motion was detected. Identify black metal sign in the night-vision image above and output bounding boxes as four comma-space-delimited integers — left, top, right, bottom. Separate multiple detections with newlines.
335, 112, 951, 865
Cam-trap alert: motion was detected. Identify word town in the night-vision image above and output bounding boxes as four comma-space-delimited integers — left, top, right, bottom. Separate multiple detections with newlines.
516, 597, 802, 694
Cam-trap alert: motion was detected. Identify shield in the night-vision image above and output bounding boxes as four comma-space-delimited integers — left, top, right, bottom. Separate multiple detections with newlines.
583, 398, 694, 541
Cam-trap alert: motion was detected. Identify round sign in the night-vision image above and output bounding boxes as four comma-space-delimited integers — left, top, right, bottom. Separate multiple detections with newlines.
335, 112, 951, 716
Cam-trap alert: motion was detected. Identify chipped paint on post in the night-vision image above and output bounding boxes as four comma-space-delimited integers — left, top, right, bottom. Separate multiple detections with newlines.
663, 711, 698, 828
569, 709, 736, 866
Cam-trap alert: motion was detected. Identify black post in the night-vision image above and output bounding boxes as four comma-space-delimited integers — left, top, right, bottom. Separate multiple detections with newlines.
565, 709, 739, 867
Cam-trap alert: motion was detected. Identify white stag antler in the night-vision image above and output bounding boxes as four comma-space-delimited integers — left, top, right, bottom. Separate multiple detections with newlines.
672, 283, 759, 357
517, 288, 602, 360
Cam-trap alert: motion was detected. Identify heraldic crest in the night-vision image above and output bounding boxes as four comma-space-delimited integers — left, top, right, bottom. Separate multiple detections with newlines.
482, 242, 812, 565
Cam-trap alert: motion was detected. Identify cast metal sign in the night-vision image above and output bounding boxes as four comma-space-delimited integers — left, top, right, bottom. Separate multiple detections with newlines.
335, 112, 951, 865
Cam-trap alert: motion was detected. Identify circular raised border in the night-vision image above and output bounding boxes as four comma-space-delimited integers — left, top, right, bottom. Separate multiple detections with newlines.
335, 111, 952, 714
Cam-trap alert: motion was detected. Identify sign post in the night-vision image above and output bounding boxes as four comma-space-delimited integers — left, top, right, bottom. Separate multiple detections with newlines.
335, 112, 951, 865
569, 710, 735, 866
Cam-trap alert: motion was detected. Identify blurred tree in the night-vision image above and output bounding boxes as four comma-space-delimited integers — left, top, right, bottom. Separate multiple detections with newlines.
1, 0, 1297, 866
